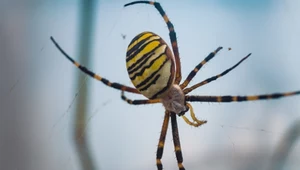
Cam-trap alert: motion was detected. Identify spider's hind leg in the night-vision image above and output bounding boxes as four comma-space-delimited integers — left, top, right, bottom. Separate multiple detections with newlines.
156, 111, 170, 170
171, 112, 185, 170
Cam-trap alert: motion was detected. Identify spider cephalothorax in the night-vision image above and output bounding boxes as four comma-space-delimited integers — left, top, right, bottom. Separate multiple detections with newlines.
50, 1, 300, 170
160, 84, 187, 115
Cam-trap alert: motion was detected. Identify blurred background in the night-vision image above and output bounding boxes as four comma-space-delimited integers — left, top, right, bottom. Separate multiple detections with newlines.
1, 0, 300, 170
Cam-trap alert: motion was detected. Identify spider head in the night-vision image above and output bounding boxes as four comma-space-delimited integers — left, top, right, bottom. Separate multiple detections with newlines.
161, 84, 187, 116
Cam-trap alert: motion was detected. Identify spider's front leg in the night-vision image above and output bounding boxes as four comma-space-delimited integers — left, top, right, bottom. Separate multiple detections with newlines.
183, 53, 251, 94
180, 47, 223, 89
50, 37, 141, 94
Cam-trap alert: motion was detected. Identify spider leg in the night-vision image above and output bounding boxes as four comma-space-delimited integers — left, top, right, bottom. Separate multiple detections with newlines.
156, 111, 170, 170
121, 91, 160, 105
50, 36, 140, 94
180, 47, 223, 89
124, 1, 182, 84
170, 112, 185, 170
184, 53, 251, 94
182, 103, 207, 127
185, 91, 300, 103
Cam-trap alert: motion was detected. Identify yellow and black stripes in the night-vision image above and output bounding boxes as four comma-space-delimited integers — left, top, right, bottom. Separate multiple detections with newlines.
128, 46, 167, 80
185, 91, 300, 103
50, 36, 140, 94
184, 53, 251, 94
126, 33, 161, 64
156, 111, 170, 170
170, 113, 185, 170
121, 91, 160, 104
126, 32, 175, 99
180, 46, 223, 89
125, 1, 182, 85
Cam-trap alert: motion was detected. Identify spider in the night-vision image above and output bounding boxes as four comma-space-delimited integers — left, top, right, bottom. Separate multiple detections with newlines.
50, 1, 300, 170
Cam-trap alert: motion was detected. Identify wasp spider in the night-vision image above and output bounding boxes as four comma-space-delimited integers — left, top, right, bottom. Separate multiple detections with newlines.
50, 1, 300, 170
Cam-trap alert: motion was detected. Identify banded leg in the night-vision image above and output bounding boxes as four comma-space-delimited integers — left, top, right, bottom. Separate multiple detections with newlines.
185, 91, 300, 103
121, 91, 160, 105
182, 103, 207, 127
124, 1, 182, 84
50, 36, 140, 94
180, 47, 223, 89
184, 53, 251, 94
170, 112, 185, 170
156, 111, 170, 170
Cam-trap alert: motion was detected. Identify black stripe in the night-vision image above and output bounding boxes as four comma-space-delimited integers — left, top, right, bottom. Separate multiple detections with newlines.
150, 82, 170, 99
156, 146, 163, 159
126, 38, 159, 62
126, 33, 155, 57
127, 44, 164, 73
175, 150, 183, 163
135, 58, 168, 89
153, 3, 175, 30
78, 65, 95, 77
150, 61, 174, 99
157, 163, 163, 170
167, 21, 174, 30
169, 31, 176, 43
124, 1, 150, 7
130, 31, 148, 43
154, 2, 165, 18
259, 94, 281, 100
130, 52, 165, 80
139, 74, 161, 91
236, 96, 247, 101
126, 35, 158, 61
128, 51, 153, 74
170, 113, 184, 164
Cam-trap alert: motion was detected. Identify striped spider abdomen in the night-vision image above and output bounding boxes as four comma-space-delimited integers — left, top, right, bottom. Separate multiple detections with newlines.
126, 32, 176, 99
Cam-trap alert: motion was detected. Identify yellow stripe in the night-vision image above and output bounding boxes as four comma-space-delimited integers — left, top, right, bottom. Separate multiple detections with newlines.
132, 55, 167, 84
247, 96, 259, 100
175, 146, 181, 152
200, 60, 206, 65
127, 40, 161, 68
232, 96, 238, 101
138, 61, 172, 98
178, 163, 184, 168
284, 92, 295, 96
129, 45, 167, 75
163, 15, 169, 23
127, 32, 153, 51
156, 159, 162, 164
158, 141, 164, 147
94, 75, 102, 81
74, 62, 80, 67
127, 35, 160, 60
